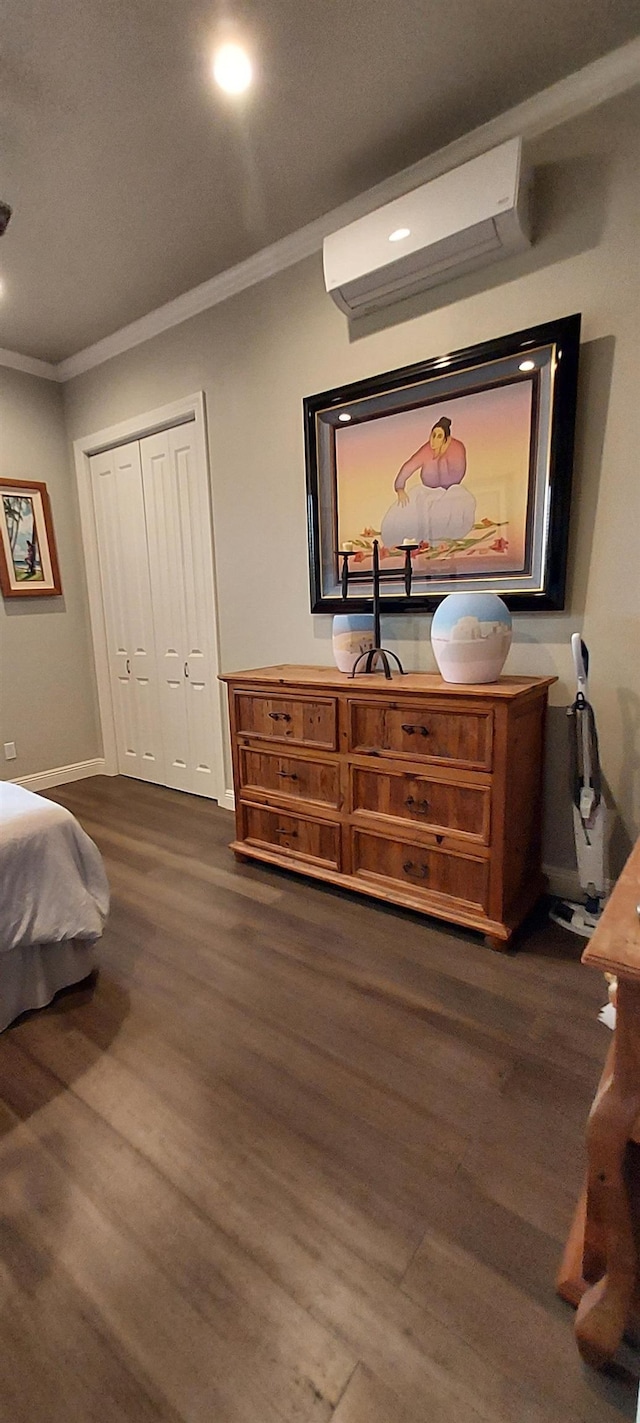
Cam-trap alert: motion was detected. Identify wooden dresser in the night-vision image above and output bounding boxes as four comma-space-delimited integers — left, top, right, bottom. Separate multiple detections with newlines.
220, 665, 556, 949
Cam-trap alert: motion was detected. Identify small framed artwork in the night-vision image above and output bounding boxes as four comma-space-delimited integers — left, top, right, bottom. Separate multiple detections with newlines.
0, 478, 62, 598
304, 313, 581, 612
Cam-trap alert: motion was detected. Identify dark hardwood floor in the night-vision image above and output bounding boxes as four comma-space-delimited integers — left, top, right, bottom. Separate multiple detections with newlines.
0, 774, 636, 1421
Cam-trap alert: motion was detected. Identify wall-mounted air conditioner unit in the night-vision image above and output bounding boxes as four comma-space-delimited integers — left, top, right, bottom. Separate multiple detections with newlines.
323, 138, 531, 317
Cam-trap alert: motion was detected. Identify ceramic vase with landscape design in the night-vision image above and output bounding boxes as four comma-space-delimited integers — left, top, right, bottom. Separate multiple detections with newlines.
431, 592, 512, 684
332, 613, 375, 675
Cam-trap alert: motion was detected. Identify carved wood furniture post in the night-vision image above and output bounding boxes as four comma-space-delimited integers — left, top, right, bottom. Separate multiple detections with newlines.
557, 835, 640, 1368
576, 978, 640, 1367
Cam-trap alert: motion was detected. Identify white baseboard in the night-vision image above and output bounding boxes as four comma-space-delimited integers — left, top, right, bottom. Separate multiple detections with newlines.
543, 863, 580, 900
8, 771, 235, 804
11, 758, 109, 793
543, 862, 612, 901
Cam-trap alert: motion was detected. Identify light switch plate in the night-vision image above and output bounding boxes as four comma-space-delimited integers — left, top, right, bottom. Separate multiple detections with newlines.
4, 742, 16, 760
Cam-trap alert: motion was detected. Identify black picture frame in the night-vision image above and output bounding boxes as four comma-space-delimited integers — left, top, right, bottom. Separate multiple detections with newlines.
304, 313, 581, 613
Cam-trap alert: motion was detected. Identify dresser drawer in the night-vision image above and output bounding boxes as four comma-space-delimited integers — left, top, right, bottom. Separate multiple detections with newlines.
351, 766, 490, 845
239, 747, 340, 809
352, 829, 489, 910
349, 699, 492, 771
234, 691, 337, 750
242, 804, 340, 869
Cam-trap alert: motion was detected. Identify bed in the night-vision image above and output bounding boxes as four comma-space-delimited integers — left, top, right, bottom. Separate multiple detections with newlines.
0, 781, 109, 1032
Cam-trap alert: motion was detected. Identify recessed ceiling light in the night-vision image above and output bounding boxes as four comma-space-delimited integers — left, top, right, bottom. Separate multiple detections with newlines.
212, 42, 253, 94
389, 227, 411, 242
338, 413, 351, 422
519, 359, 535, 372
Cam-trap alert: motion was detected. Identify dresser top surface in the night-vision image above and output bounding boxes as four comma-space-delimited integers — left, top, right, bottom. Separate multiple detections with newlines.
220, 664, 557, 700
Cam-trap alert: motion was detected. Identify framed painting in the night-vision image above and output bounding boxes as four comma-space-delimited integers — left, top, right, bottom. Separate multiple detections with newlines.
0, 478, 62, 597
304, 313, 581, 612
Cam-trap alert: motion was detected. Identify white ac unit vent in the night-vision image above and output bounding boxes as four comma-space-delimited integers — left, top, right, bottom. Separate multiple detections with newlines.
323, 138, 531, 317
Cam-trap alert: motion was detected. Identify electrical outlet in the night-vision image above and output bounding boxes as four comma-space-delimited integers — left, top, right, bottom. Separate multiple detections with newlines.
4, 742, 16, 760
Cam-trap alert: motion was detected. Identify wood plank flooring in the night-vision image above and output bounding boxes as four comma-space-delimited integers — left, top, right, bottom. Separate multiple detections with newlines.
0, 774, 637, 1421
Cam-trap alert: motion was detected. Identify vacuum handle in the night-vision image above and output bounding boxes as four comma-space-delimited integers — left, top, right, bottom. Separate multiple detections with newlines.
571, 633, 589, 695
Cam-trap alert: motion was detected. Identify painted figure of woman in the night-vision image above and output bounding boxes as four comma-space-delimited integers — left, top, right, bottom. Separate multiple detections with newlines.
380, 416, 476, 548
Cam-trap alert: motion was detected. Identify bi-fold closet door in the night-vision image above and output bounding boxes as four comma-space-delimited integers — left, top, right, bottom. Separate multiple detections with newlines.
90, 422, 218, 798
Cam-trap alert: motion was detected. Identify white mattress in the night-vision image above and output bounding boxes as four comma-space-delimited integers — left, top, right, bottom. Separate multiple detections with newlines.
0, 781, 109, 953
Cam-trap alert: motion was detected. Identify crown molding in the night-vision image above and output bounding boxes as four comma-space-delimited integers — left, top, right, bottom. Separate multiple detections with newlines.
0, 346, 60, 381
8, 38, 640, 386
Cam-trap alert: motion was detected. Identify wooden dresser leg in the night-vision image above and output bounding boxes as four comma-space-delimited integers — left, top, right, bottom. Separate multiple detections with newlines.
575, 980, 640, 1368
485, 933, 511, 952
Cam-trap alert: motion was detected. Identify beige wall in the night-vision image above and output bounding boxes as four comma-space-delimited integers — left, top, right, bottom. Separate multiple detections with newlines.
0, 366, 100, 778
57, 92, 640, 873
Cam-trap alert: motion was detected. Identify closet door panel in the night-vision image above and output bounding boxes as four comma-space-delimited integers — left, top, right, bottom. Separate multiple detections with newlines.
141, 424, 218, 797
90, 448, 137, 773
172, 428, 217, 795
140, 431, 191, 792
90, 442, 165, 783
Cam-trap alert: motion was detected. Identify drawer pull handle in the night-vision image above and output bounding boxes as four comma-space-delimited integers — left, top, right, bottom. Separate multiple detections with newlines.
401, 723, 430, 737
403, 860, 429, 879
269, 711, 292, 722
276, 826, 297, 836
405, 796, 429, 813
277, 771, 298, 781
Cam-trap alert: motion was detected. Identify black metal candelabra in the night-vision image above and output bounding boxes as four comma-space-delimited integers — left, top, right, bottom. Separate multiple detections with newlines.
339, 540, 419, 601
338, 538, 420, 679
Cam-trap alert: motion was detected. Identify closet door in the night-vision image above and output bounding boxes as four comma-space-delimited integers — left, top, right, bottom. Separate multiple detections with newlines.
90, 442, 165, 783
140, 423, 218, 797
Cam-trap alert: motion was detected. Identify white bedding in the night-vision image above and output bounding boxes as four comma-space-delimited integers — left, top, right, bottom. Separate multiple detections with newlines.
0, 939, 98, 1032
0, 782, 109, 953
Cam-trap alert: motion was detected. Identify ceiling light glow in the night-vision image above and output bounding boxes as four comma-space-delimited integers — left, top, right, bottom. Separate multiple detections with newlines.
519, 359, 535, 372
389, 227, 411, 242
213, 42, 253, 94
338, 413, 351, 422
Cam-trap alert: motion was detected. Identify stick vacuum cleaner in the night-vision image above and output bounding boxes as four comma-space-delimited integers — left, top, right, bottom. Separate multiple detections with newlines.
549, 633, 606, 939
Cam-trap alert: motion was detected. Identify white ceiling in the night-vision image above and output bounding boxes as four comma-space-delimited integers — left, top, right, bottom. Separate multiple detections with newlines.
1, 0, 639, 363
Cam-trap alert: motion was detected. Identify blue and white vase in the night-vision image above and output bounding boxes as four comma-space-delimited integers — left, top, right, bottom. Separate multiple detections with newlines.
431, 592, 512, 684
332, 613, 375, 675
